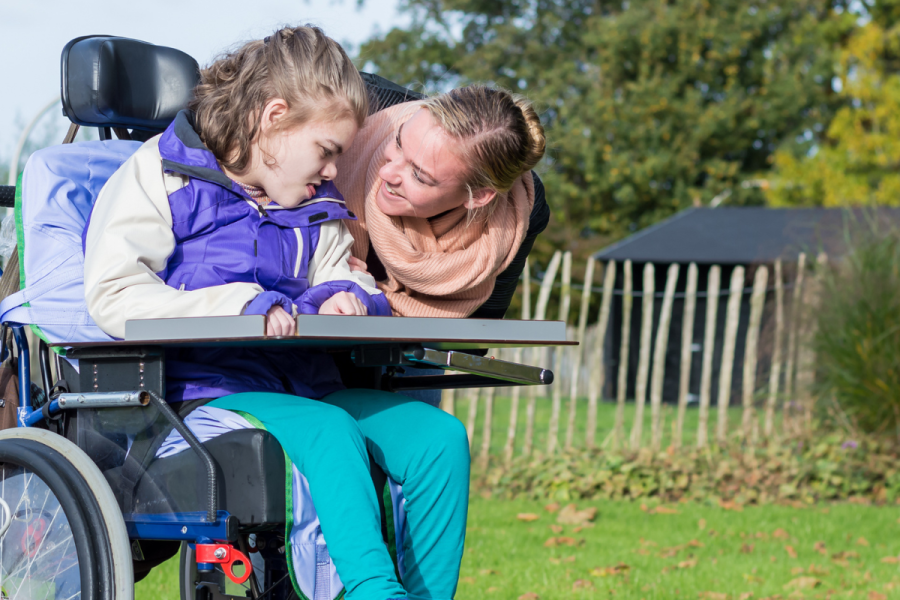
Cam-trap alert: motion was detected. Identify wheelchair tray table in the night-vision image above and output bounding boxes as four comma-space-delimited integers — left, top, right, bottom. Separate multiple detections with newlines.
58, 315, 575, 390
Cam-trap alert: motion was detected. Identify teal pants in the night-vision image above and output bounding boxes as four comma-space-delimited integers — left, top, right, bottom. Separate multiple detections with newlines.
209, 390, 470, 600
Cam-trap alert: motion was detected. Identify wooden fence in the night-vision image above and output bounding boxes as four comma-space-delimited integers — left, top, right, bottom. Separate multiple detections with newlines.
445, 250, 826, 465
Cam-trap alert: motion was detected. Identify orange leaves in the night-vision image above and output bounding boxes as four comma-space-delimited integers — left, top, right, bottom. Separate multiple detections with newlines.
518, 593, 539, 600
880, 555, 900, 564
543, 536, 583, 548
784, 576, 821, 590
772, 528, 790, 540
740, 543, 755, 554
556, 504, 597, 526
813, 541, 828, 555
516, 513, 539, 522
640, 503, 679, 514
785, 545, 798, 559
589, 562, 630, 577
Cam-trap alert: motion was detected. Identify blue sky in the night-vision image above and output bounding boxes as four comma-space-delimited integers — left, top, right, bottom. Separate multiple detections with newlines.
0, 0, 405, 161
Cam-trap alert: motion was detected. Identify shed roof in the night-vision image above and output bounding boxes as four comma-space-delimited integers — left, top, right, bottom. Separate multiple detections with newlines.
593, 207, 900, 265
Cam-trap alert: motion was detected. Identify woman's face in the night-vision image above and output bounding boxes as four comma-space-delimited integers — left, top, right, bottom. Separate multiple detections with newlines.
376, 109, 494, 219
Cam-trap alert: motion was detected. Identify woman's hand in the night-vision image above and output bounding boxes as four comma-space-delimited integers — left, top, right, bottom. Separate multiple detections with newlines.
266, 305, 296, 336
319, 292, 368, 316
348, 256, 370, 276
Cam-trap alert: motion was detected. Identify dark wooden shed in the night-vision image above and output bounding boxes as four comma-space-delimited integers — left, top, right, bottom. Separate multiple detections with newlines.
591, 207, 900, 405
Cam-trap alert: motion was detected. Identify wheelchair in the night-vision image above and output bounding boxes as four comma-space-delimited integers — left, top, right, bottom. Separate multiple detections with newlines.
0, 35, 568, 600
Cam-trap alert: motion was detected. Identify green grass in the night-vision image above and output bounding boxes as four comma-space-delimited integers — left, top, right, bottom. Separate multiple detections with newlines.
138, 498, 900, 599
454, 394, 777, 458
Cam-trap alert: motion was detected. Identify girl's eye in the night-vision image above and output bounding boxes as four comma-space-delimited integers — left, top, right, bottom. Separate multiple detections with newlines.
320, 147, 333, 159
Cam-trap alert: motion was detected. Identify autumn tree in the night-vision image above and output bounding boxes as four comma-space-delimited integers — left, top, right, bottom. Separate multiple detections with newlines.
358, 0, 853, 242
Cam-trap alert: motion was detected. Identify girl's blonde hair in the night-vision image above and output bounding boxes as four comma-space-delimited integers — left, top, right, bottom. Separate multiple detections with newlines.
189, 25, 368, 173
421, 85, 546, 203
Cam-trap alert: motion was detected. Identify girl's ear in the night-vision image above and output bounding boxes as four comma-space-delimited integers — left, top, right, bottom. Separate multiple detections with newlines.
260, 98, 290, 135
467, 187, 497, 210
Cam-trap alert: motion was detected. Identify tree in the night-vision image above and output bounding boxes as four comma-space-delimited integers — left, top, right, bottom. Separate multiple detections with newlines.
769, 15, 900, 206
358, 0, 852, 242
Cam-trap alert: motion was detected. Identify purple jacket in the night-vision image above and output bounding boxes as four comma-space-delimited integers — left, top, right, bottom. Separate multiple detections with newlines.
148, 111, 390, 402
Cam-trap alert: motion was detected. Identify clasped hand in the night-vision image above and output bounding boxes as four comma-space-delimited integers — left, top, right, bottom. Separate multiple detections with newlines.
265, 291, 368, 337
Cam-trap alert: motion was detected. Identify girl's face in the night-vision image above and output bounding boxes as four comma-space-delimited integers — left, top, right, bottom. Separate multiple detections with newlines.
376, 109, 495, 219
239, 99, 358, 209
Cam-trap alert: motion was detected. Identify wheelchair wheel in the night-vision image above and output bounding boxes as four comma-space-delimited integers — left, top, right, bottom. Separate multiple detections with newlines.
0, 429, 133, 600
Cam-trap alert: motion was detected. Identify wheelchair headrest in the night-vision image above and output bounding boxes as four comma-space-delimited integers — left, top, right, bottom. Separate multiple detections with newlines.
61, 35, 200, 133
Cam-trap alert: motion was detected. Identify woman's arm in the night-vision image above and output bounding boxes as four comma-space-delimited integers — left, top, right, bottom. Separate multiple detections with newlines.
469, 172, 549, 320
84, 137, 265, 339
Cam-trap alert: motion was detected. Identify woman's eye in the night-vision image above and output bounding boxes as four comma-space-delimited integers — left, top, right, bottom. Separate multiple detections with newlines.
395, 132, 402, 148
412, 169, 423, 183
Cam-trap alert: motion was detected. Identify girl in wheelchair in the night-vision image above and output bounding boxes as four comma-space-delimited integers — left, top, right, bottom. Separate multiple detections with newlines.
83, 25, 469, 600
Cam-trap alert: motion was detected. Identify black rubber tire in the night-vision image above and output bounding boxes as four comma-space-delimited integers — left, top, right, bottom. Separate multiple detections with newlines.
0, 438, 105, 600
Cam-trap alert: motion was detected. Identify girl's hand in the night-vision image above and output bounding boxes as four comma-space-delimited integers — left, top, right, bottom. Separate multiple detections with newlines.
348, 256, 370, 276
319, 292, 368, 316
266, 305, 296, 336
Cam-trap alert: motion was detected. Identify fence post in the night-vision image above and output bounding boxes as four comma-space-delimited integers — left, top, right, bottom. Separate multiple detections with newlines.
566, 258, 595, 449
716, 266, 745, 445
548, 251, 572, 454
764, 259, 784, 439
615, 260, 633, 447
783, 253, 806, 436
479, 385, 496, 470
630, 263, 655, 451
523, 250, 562, 456
697, 265, 721, 448
442, 389, 455, 417
675, 262, 698, 449
465, 387, 480, 451
742, 266, 768, 441
650, 263, 679, 451
587, 260, 615, 448
504, 259, 531, 465
796, 253, 827, 435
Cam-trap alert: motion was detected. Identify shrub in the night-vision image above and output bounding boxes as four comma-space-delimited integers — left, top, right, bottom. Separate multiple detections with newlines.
812, 218, 900, 436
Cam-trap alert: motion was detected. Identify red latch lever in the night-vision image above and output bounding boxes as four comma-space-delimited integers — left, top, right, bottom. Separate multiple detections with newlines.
195, 543, 252, 585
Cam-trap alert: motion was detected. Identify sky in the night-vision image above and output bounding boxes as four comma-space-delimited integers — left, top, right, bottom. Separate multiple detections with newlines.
0, 0, 406, 162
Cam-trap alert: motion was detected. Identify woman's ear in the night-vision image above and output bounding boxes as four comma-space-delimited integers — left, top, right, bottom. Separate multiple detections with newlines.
260, 98, 290, 135
467, 187, 497, 210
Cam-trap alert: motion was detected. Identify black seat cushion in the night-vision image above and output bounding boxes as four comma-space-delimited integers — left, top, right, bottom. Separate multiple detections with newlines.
61, 35, 199, 132
105, 428, 286, 528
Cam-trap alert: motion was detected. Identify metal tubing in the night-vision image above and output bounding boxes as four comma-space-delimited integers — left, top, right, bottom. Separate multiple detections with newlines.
409, 348, 552, 386
57, 391, 150, 409
12, 327, 30, 426
23, 400, 59, 427
146, 391, 219, 523
38, 340, 52, 400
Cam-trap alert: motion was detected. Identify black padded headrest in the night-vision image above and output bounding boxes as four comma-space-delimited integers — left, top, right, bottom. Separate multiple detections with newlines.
61, 35, 199, 133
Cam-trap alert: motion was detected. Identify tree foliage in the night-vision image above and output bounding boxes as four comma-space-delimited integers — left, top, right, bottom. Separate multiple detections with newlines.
769, 9, 900, 206
358, 0, 851, 241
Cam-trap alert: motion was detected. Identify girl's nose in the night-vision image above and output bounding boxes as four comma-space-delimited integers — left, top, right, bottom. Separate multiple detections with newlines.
320, 161, 338, 181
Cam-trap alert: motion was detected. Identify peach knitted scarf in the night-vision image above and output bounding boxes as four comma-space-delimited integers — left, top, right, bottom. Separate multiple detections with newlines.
335, 102, 535, 318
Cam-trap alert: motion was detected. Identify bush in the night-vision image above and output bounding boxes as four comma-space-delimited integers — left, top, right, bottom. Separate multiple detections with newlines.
478, 434, 900, 506
813, 219, 900, 435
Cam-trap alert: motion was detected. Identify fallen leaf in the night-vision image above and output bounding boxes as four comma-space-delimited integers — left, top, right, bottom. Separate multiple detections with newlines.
831, 551, 859, 561
785, 545, 798, 559
719, 499, 744, 511
487, 587, 498, 593
868, 592, 887, 600
639, 538, 658, 547
740, 544, 755, 554
697, 593, 729, 599
543, 536, 580, 548
856, 537, 870, 547
549, 557, 560, 564
518, 593, 539, 600
880, 556, 900, 564
550, 525, 563, 534
460, 577, 476, 584
652, 506, 679, 514
633, 548, 651, 556
813, 541, 827, 555
572, 579, 594, 590
557, 504, 597, 526
754, 532, 769, 540
784, 576, 821, 590
807, 564, 829, 577
770, 556, 777, 563
517, 513, 540, 522
544, 503, 560, 513
660, 545, 684, 558
640, 503, 649, 512
739, 594, 753, 600
480, 569, 499, 576
699, 518, 707, 531
677, 558, 698, 569
791, 567, 804, 575
688, 539, 705, 548
590, 562, 630, 577
773, 529, 790, 539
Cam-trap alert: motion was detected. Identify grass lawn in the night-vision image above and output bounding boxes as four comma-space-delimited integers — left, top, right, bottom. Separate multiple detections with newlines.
138, 498, 900, 599
452, 394, 773, 459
